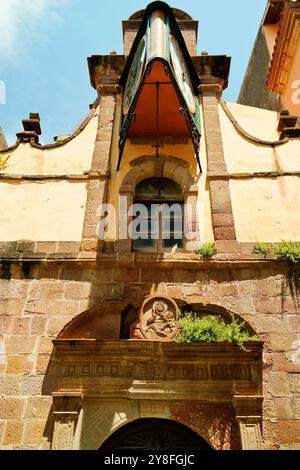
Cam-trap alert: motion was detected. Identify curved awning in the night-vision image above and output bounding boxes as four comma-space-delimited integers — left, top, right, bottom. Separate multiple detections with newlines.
118, 2, 201, 171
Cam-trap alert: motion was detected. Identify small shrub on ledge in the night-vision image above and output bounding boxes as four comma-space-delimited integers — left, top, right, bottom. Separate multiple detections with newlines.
274, 240, 300, 264
174, 313, 259, 350
195, 243, 217, 258
252, 242, 272, 257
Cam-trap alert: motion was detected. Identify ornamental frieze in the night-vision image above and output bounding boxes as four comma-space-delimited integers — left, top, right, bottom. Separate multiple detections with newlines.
64, 361, 252, 381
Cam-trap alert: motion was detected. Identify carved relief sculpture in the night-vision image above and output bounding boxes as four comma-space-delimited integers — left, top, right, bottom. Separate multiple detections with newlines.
131, 296, 180, 341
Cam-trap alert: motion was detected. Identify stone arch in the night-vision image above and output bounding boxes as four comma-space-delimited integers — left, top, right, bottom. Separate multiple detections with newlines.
58, 302, 127, 340
119, 156, 199, 252
99, 417, 212, 451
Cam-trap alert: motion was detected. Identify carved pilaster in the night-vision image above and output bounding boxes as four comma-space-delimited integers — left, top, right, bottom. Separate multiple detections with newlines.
51, 392, 82, 450
233, 396, 263, 450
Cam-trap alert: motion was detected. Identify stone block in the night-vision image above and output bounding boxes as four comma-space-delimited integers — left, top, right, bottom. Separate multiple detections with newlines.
173, 269, 196, 283
278, 420, 300, 444
64, 282, 91, 300
0, 376, 20, 395
47, 317, 70, 338
288, 375, 300, 395
5, 356, 33, 375
5, 317, 31, 335
112, 268, 140, 283
269, 372, 290, 397
60, 267, 83, 281
20, 376, 44, 396
31, 318, 47, 335
0, 399, 25, 420
23, 421, 46, 445
5, 336, 37, 355
24, 300, 48, 315
57, 242, 80, 253
270, 334, 297, 352
38, 337, 54, 355
39, 282, 65, 300
141, 269, 174, 283
274, 398, 293, 419
35, 242, 58, 253
3, 421, 23, 445
24, 397, 52, 420
36, 355, 51, 375
166, 285, 183, 299
254, 297, 282, 315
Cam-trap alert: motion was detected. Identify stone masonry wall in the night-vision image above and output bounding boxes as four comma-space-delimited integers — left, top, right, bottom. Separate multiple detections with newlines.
0, 258, 299, 449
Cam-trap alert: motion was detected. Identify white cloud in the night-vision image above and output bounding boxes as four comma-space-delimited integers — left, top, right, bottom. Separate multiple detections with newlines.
0, 0, 66, 58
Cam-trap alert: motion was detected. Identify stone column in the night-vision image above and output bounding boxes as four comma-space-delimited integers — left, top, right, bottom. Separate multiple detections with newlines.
233, 396, 263, 450
51, 393, 82, 450
199, 80, 236, 242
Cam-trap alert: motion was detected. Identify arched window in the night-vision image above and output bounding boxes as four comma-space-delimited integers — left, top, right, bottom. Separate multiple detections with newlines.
133, 177, 184, 252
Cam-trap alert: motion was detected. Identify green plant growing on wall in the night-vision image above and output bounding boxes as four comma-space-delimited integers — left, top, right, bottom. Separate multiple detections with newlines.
174, 313, 259, 350
274, 240, 300, 300
0, 153, 10, 171
274, 240, 300, 264
252, 242, 272, 257
195, 243, 217, 258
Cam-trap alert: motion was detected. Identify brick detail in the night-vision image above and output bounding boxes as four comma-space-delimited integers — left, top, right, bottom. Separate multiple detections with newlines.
200, 85, 236, 241
80, 92, 117, 253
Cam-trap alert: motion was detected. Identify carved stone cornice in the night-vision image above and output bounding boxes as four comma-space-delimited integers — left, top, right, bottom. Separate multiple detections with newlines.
233, 395, 263, 420
52, 341, 263, 402
52, 392, 83, 415
193, 54, 231, 91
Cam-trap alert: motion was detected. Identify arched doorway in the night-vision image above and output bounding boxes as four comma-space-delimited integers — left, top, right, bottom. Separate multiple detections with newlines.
99, 418, 212, 451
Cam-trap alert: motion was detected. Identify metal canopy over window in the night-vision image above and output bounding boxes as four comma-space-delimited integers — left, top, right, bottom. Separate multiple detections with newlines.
118, 1, 202, 172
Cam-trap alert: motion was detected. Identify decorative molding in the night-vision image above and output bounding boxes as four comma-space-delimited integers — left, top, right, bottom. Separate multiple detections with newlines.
233, 395, 263, 450
51, 392, 82, 450
63, 359, 253, 382
237, 420, 263, 451
52, 341, 262, 403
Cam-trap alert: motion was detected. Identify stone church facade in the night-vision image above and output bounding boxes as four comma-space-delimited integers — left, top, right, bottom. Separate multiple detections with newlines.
0, 2, 300, 451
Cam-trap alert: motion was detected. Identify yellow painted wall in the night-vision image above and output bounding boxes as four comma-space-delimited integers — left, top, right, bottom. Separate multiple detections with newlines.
1, 107, 99, 175
220, 101, 300, 242
0, 180, 87, 242
106, 95, 214, 243
0, 107, 98, 242
230, 176, 300, 242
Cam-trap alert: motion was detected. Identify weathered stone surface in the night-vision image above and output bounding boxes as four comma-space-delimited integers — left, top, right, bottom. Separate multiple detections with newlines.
269, 372, 290, 397
3, 421, 23, 445
24, 397, 52, 420
0, 399, 25, 420
278, 421, 300, 444
5, 356, 33, 375
23, 421, 46, 445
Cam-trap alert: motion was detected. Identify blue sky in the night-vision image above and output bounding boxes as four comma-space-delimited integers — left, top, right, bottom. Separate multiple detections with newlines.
0, 0, 267, 146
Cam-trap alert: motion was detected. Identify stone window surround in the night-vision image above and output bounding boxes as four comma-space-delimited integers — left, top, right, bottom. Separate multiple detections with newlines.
117, 155, 199, 253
